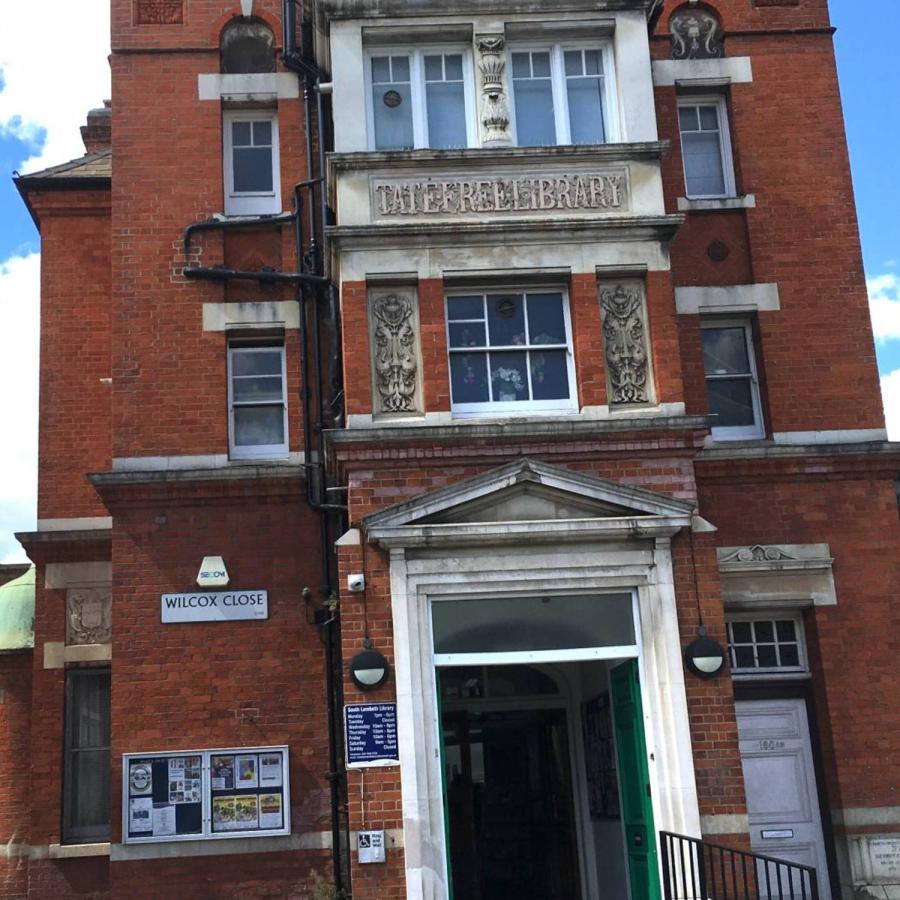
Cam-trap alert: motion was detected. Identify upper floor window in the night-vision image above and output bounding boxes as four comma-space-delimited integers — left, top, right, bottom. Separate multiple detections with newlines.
228, 342, 289, 459
510, 45, 611, 147
701, 318, 764, 440
678, 96, 735, 198
368, 49, 475, 150
64, 668, 111, 844
223, 110, 281, 215
727, 616, 807, 675
446, 290, 577, 416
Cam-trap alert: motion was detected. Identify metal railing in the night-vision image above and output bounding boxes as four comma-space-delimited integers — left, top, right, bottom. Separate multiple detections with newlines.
660, 831, 820, 900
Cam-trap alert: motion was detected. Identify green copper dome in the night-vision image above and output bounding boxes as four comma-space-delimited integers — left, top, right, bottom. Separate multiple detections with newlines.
0, 566, 35, 651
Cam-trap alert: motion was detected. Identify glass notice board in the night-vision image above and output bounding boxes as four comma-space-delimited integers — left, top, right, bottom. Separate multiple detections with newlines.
123, 745, 289, 843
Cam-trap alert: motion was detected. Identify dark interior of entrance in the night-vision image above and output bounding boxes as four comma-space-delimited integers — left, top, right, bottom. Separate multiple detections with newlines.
439, 663, 631, 900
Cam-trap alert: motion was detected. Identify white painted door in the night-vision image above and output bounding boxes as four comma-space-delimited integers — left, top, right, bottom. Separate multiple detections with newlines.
736, 699, 831, 900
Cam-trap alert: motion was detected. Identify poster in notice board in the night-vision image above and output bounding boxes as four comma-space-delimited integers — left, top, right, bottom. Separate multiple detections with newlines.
123, 745, 290, 844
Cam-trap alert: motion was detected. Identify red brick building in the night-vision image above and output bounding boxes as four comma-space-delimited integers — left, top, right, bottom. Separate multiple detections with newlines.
5, 0, 899, 898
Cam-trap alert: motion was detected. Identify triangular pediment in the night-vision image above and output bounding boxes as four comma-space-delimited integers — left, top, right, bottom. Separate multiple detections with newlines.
364, 458, 695, 530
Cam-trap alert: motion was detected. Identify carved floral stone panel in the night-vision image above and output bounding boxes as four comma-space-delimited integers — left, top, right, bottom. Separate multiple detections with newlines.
476, 34, 511, 147
598, 280, 653, 406
671, 8, 724, 60
66, 587, 112, 645
135, 0, 184, 24
369, 290, 423, 417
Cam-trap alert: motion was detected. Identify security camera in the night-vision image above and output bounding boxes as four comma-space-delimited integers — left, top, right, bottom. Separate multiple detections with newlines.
347, 573, 366, 593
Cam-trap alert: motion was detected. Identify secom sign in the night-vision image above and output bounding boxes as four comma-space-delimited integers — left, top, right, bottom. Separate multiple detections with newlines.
160, 590, 268, 624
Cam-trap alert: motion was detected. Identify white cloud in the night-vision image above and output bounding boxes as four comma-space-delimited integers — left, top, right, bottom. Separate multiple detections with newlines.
881, 369, 900, 442
0, 2, 111, 173
867, 273, 900, 344
0, 253, 40, 562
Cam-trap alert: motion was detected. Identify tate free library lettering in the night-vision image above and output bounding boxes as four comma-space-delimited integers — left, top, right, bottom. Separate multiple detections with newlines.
2, 0, 898, 898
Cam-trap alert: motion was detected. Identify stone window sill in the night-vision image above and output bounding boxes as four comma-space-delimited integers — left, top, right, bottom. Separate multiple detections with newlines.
49, 842, 110, 859
677, 194, 756, 212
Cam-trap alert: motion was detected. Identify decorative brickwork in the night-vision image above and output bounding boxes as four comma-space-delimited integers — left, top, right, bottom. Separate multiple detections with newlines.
135, 0, 183, 25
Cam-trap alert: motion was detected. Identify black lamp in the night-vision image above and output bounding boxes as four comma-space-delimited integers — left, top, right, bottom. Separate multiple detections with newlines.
350, 646, 390, 690
684, 626, 727, 679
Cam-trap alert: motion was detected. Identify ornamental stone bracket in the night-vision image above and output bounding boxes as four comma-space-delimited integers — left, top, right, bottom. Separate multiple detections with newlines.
66, 587, 112, 645
717, 543, 837, 609
598, 279, 654, 406
670, 7, 724, 60
476, 34, 511, 147
368, 289, 424, 418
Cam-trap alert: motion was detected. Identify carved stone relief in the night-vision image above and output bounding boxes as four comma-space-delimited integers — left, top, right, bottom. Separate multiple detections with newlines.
476, 35, 512, 147
66, 587, 112, 645
369, 291, 423, 417
671, 7, 724, 60
135, 0, 184, 25
598, 281, 653, 405
720, 545, 797, 563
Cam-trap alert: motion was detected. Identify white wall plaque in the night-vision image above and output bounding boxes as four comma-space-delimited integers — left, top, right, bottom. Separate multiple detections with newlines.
161, 591, 268, 624
358, 830, 386, 864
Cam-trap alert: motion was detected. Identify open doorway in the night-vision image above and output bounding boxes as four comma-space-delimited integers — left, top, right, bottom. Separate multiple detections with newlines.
438, 660, 645, 900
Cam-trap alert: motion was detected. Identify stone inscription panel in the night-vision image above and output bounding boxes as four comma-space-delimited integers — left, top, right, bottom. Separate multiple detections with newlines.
871, 839, 900, 883
371, 170, 628, 219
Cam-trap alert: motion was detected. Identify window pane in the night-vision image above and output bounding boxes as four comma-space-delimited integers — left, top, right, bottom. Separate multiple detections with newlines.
450, 353, 489, 403
70, 748, 110, 831
490, 351, 528, 401
232, 375, 284, 403
514, 78, 556, 146
424, 54, 443, 81
372, 55, 413, 150
531, 52, 551, 77
682, 131, 725, 195
754, 621, 775, 642
733, 646, 755, 669
447, 296, 483, 320
426, 80, 467, 149
776, 620, 797, 642
252, 120, 272, 145
233, 146, 274, 193
232, 120, 252, 145
371, 56, 391, 83
232, 349, 282, 377
433, 593, 635, 655
564, 50, 582, 77
678, 106, 699, 131
757, 645, 778, 668
445, 54, 463, 81
567, 76, 606, 144
71, 674, 110, 749
487, 295, 526, 346
779, 645, 800, 667
585, 50, 602, 76
392, 55, 410, 81
511, 52, 531, 79
699, 105, 719, 130
530, 351, 569, 400
449, 322, 486, 348
702, 328, 751, 375
707, 378, 756, 427
730, 621, 752, 644
526, 293, 566, 344
234, 405, 285, 446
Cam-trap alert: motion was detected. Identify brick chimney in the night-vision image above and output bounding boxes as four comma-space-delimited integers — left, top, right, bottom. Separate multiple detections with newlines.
80, 100, 111, 153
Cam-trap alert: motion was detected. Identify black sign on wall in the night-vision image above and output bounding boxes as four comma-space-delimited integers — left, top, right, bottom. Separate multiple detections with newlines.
345, 704, 400, 768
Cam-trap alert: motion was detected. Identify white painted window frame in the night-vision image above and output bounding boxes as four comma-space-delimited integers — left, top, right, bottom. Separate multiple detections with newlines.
227, 343, 289, 461
446, 288, 579, 418
222, 109, 282, 215
700, 316, 765, 440
677, 94, 736, 200
364, 46, 478, 151
507, 42, 619, 147
726, 613, 809, 677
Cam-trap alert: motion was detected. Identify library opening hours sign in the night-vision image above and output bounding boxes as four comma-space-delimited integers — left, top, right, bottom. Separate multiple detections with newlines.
123, 745, 289, 843
345, 703, 399, 768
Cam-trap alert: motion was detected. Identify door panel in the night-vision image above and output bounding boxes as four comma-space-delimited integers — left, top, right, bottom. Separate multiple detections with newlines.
610, 660, 660, 900
736, 699, 832, 900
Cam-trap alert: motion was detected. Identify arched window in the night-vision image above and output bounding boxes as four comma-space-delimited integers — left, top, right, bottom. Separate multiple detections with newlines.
670, 5, 724, 60
220, 18, 275, 74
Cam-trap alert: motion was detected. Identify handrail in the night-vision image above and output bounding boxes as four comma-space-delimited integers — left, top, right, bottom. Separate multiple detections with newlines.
660, 831, 820, 900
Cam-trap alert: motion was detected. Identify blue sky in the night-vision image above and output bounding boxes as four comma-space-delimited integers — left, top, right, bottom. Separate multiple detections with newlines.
0, 1, 898, 561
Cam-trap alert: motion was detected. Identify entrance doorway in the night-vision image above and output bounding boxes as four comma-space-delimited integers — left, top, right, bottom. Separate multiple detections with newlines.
438, 661, 651, 900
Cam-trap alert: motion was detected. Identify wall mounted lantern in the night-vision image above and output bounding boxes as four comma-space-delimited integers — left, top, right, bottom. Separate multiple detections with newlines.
350, 645, 390, 691
684, 626, 727, 679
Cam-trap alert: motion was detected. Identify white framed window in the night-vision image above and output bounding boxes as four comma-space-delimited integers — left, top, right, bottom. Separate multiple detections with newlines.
223, 110, 281, 215
366, 48, 477, 150
446, 289, 578, 417
727, 616, 808, 676
677, 96, 736, 199
509, 44, 616, 147
227, 343, 289, 460
700, 318, 764, 440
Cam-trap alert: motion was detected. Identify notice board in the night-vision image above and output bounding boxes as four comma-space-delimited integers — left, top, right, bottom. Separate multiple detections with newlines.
345, 703, 399, 768
123, 745, 289, 843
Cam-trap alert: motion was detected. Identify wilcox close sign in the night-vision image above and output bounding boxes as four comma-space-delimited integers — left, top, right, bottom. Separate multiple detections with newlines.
160, 590, 268, 624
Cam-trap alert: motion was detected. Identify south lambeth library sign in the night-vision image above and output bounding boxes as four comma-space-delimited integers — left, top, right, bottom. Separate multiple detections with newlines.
371, 169, 627, 218
161, 590, 268, 624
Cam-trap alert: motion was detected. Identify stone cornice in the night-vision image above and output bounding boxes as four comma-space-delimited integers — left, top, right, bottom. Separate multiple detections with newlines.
317, 0, 655, 22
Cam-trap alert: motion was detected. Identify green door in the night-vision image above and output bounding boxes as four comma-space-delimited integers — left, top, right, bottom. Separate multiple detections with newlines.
610, 659, 661, 900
